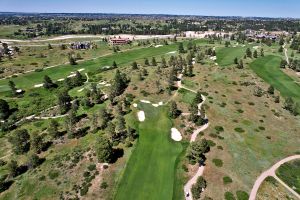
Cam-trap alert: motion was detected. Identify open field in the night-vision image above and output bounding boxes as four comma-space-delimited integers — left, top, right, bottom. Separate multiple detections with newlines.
216, 45, 251, 66
115, 103, 183, 200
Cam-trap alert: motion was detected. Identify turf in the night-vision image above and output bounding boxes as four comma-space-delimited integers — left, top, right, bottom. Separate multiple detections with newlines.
115, 103, 183, 200
276, 160, 300, 194
216, 46, 249, 66
250, 55, 300, 111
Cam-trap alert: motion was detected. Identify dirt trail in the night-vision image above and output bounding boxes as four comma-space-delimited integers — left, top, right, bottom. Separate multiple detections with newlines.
249, 155, 300, 200
283, 43, 290, 65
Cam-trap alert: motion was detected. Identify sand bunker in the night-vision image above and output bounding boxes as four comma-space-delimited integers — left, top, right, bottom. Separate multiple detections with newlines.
140, 100, 151, 104
133, 103, 138, 108
78, 88, 84, 92
78, 68, 85, 72
166, 51, 176, 54
210, 56, 217, 61
137, 111, 145, 122
171, 128, 182, 141
68, 74, 76, 78
155, 45, 163, 48
152, 104, 159, 107
57, 78, 64, 82
34, 83, 43, 88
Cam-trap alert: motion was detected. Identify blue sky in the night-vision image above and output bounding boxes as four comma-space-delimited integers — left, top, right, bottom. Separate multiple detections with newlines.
1, 0, 299, 18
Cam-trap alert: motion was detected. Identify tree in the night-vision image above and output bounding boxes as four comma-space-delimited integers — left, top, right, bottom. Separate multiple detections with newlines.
73, 71, 84, 86
280, 59, 287, 68
0, 99, 10, 120
278, 46, 284, 53
109, 70, 127, 101
178, 42, 185, 53
7, 160, 18, 177
283, 97, 298, 115
68, 54, 77, 65
237, 59, 244, 69
9, 129, 30, 155
8, 80, 17, 96
169, 101, 179, 118
112, 61, 117, 68
253, 50, 258, 58
144, 58, 150, 66
161, 57, 167, 68
246, 48, 252, 58
151, 57, 157, 66
31, 133, 44, 153
267, 85, 274, 95
57, 91, 72, 114
43, 75, 55, 89
132, 61, 138, 70
186, 139, 209, 164
260, 48, 264, 57
96, 136, 113, 163
48, 119, 60, 138
48, 44, 53, 49
187, 65, 194, 77
225, 41, 230, 47
191, 176, 207, 199
279, 37, 285, 46
253, 86, 264, 97
99, 108, 109, 129
115, 115, 126, 133
274, 96, 280, 103
27, 153, 41, 169
234, 57, 238, 64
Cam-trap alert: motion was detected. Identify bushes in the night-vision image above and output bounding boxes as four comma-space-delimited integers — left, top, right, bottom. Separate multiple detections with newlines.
223, 176, 233, 184
212, 159, 223, 167
225, 192, 236, 200
48, 170, 60, 179
234, 127, 245, 133
236, 191, 249, 200
191, 176, 207, 199
87, 164, 96, 171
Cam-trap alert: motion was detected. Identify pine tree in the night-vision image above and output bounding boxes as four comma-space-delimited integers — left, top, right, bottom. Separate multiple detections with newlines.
8, 129, 30, 155
43, 75, 55, 89
132, 61, 138, 70
151, 57, 157, 66
169, 101, 179, 118
178, 42, 185, 53
144, 58, 150, 66
112, 61, 117, 68
253, 50, 258, 58
0, 99, 10, 120
96, 136, 113, 163
8, 80, 17, 96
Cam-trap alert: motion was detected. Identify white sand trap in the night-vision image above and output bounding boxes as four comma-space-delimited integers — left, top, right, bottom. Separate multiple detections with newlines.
133, 103, 138, 108
99, 81, 106, 85
166, 51, 176, 54
103, 66, 111, 69
137, 111, 145, 122
155, 45, 163, 48
68, 74, 76, 78
140, 100, 151, 104
158, 102, 163, 106
78, 68, 85, 72
296, 72, 300, 76
105, 84, 111, 87
57, 78, 64, 82
253, 46, 259, 50
78, 88, 84, 92
34, 83, 43, 88
152, 104, 159, 107
210, 56, 217, 61
192, 61, 196, 65
171, 128, 182, 141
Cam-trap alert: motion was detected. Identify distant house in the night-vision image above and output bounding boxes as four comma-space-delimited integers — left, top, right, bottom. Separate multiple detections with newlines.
109, 37, 130, 45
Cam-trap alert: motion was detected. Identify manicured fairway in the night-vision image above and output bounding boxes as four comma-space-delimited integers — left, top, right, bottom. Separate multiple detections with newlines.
250, 55, 300, 111
216, 46, 249, 66
116, 104, 183, 200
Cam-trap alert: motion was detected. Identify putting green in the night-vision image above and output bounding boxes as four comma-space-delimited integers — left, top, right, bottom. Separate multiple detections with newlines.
250, 55, 300, 111
116, 103, 183, 200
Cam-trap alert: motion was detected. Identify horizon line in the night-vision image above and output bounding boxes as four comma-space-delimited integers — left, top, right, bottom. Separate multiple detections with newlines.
0, 11, 299, 20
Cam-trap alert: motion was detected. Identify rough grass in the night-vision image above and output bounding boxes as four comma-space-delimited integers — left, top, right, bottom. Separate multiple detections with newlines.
276, 159, 300, 194
115, 103, 183, 200
216, 46, 249, 66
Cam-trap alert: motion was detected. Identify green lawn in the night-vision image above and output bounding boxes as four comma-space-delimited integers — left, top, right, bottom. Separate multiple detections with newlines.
216, 46, 249, 66
0, 40, 205, 93
250, 55, 300, 111
115, 103, 183, 200
276, 159, 300, 194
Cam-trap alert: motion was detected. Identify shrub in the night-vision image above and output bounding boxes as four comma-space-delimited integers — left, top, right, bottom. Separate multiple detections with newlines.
236, 191, 249, 200
48, 170, 60, 179
214, 126, 224, 132
87, 164, 96, 171
234, 127, 245, 133
100, 181, 108, 189
223, 176, 233, 184
225, 192, 236, 200
80, 185, 89, 196
212, 159, 223, 167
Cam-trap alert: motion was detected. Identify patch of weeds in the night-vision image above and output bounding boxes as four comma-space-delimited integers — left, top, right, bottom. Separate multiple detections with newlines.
48, 170, 60, 179
236, 191, 249, 200
237, 109, 244, 113
225, 191, 236, 200
234, 127, 245, 133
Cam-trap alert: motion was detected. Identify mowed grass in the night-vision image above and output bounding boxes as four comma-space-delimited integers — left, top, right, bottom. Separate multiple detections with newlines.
276, 159, 300, 194
0, 40, 205, 93
250, 55, 300, 111
116, 103, 183, 200
216, 46, 249, 66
